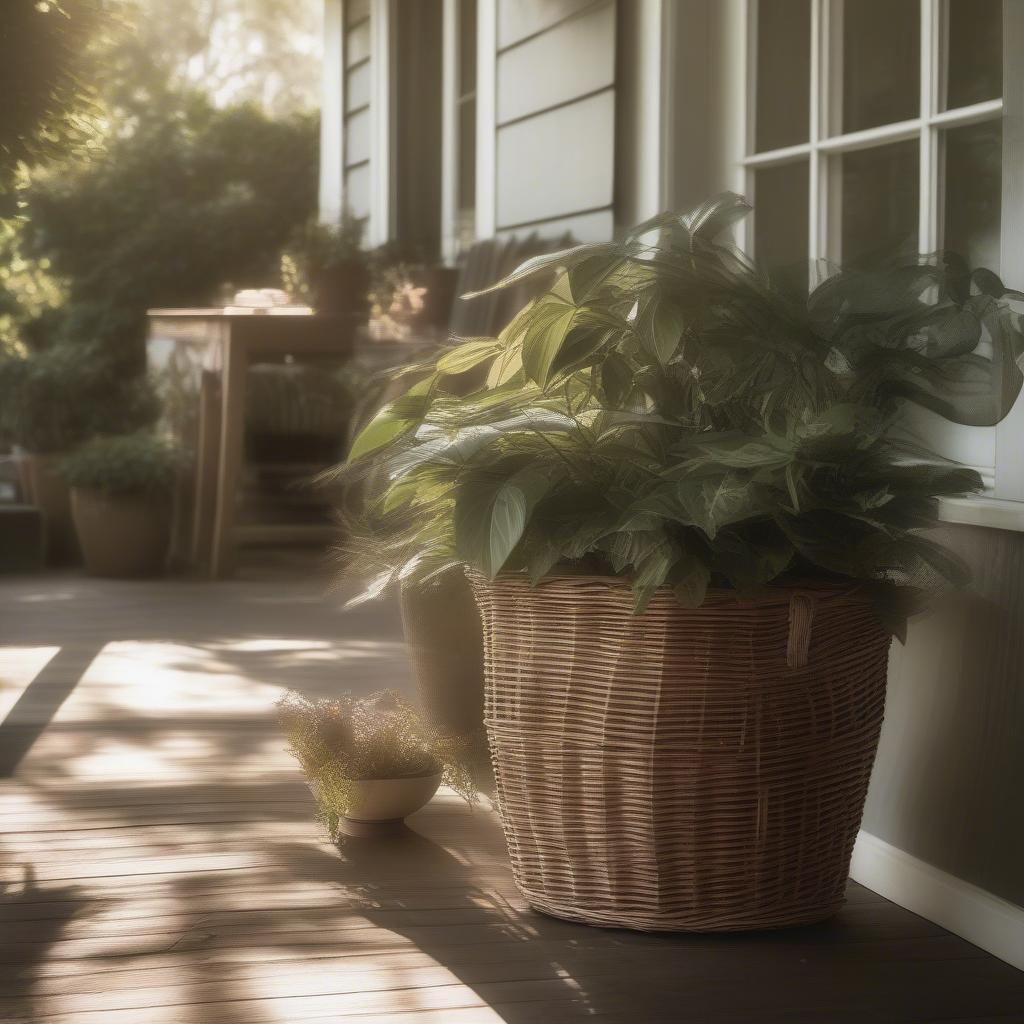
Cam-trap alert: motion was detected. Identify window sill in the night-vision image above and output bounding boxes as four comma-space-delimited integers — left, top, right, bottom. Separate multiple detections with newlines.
938, 497, 1024, 534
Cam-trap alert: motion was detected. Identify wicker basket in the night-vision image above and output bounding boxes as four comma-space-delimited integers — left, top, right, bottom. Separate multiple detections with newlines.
469, 573, 891, 932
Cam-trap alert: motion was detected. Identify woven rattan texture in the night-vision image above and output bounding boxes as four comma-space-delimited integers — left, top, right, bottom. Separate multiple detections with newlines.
470, 574, 891, 932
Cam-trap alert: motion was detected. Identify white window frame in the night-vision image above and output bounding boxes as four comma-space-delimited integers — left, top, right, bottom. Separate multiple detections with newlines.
318, 0, 394, 246
734, 0, 1024, 523
741, 0, 1004, 263
441, 0, 480, 264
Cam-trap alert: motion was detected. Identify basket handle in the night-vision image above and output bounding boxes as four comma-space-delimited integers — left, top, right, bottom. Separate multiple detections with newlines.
787, 594, 816, 668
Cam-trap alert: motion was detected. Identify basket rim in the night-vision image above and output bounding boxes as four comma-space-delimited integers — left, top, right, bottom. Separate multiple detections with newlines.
465, 569, 873, 607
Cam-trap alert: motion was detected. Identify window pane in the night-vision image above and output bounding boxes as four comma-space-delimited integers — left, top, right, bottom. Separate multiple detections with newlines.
838, 140, 918, 264
346, 18, 370, 66
944, 0, 1002, 110
458, 97, 476, 246
459, 0, 478, 98
346, 0, 369, 27
755, 0, 810, 151
754, 161, 809, 272
839, 0, 919, 134
346, 62, 370, 112
943, 120, 1002, 272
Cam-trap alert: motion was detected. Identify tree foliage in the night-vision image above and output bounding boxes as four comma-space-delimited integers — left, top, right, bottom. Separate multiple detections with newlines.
0, 0, 106, 206
20, 97, 318, 371
337, 195, 1024, 632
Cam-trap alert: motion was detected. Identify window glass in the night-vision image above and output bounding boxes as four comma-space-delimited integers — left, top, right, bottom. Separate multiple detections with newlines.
943, 120, 1002, 272
839, 0, 919, 134
754, 162, 809, 272
456, 0, 478, 249
755, 0, 810, 152
838, 141, 919, 263
944, 0, 1002, 110
459, 0, 478, 98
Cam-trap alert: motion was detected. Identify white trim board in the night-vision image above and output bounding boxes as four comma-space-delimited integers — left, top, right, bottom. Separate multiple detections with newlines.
850, 830, 1024, 973
938, 497, 1024, 534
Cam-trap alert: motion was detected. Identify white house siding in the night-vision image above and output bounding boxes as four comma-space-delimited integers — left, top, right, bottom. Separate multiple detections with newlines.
491, 0, 617, 240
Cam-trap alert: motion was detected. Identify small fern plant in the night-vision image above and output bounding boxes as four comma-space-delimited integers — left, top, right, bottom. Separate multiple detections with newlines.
278, 690, 477, 841
332, 194, 1024, 636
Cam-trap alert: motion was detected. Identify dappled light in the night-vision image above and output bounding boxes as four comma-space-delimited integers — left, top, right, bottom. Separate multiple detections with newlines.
3, 0, 1024, 1019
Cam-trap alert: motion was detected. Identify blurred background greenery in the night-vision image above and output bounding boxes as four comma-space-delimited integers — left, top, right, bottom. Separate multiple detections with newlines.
1, 0, 322, 423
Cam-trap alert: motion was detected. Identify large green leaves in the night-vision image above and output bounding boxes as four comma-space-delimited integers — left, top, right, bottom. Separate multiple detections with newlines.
636, 293, 685, 365
336, 192, 1024, 632
347, 377, 435, 462
455, 464, 554, 578
521, 299, 577, 387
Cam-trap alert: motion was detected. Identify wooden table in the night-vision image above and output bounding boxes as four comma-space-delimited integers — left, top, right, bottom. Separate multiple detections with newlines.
147, 309, 358, 577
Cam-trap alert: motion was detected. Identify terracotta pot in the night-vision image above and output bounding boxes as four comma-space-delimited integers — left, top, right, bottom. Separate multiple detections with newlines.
312, 260, 371, 314
70, 487, 172, 578
24, 453, 78, 564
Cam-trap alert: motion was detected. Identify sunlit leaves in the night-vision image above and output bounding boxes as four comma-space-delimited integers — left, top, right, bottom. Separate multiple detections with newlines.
347, 376, 435, 462
338, 192, 1024, 628
435, 338, 502, 375
521, 300, 577, 387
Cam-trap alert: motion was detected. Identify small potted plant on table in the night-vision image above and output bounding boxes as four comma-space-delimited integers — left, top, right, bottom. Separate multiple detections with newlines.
282, 211, 370, 315
60, 432, 180, 578
278, 690, 476, 840
337, 194, 1024, 930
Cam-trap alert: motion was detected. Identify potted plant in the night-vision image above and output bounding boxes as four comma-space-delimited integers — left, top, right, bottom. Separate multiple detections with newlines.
60, 432, 180, 578
0, 347, 157, 563
281, 211, 370, 315
277, 689, 477, 839
337, 194, 1024, 931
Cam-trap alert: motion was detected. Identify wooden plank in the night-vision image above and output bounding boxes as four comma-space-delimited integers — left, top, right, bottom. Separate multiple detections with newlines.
2, 573, 1024, 1024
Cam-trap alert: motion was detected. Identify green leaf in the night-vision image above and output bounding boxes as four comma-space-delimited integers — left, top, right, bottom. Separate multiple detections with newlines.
462, 242, 620, 298
637, 293, 685, 365
347, 412, 419, 462
436, 339, 502, 375
632, 538, 679, 613
671, 556, 710, 608
522, 302, 577, 388
600, 352, 633, 408
455, 465, 553, 578
683, 192, 752, 240
678, 477, 757, 540
347, 377, 435, 462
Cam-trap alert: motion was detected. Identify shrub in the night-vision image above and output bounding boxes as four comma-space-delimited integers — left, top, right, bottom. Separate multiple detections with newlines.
336, 194, 1024, 636
278, 690, 477, 841
60, 431, 180, 496
22, 97, 319, 372
0, 346, 158, 452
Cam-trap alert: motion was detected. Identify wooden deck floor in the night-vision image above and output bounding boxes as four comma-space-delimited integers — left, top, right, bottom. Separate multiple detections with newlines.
2, 560, 1023, 1023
